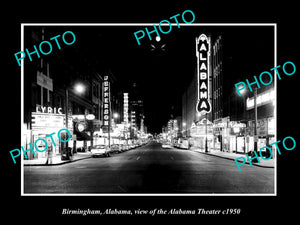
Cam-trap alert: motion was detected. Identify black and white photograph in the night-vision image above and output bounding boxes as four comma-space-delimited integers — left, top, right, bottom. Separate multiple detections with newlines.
3, 3, 298, 222
21, 24, 276, 195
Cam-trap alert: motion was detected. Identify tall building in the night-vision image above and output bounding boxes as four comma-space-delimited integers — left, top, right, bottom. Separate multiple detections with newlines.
22, 27, 114, 159
182, 70, 197, 137
212, 36, 223, 121
129, 82, 145, 133
182, 32, 275, 153
211, 35, 275, 153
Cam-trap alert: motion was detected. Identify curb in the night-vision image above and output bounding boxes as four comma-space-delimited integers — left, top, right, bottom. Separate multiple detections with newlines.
192, 150, 275, 168
23, 155, 92, 166
23, 144, 147, 166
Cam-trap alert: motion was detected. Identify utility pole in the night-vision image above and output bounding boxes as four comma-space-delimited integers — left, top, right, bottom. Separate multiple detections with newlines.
108, 82, 111, 148
254, 87, 258, 153
108, 113, 111, 148
64, 88, 70, 160
205, 113, 208, 152
253, 87, 259, 162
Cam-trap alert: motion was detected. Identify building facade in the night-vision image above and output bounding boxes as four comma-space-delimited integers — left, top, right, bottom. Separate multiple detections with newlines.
211, 35, 275, 154
22, 27, 112, 160
181, 33, 275, 154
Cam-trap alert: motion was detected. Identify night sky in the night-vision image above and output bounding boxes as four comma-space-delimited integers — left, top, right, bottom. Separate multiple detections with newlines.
25, 25, 274, 134
4, 4, 298, 218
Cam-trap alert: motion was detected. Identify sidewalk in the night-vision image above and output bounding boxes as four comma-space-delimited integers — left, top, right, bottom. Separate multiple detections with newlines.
23, 152, 92, 166
190, 147, 275, 168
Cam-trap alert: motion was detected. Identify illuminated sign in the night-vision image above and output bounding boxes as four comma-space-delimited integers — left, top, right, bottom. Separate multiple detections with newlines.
131, 111, 136, 127
246, 89, 275, 110
32, 112, 64, 128
198, 118, 213, 125
86, 114, 95, 120
76, 123, 85, 132
247, 118, 274, 136
123, 93, 129, 124
229, 122, 246, 135
36, 104, 62, 114
102, 76, 110, 127
196, 34, 211, 114
72, 114, 85, 120
190, 123, 213, 137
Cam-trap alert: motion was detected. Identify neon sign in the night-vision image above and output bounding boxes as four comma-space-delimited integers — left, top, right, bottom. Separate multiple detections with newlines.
123, 93, 129, 124
102, 76, 110, 127
196, 34, 211, 114
246, 89, 275, 110
36, 104, 62, 114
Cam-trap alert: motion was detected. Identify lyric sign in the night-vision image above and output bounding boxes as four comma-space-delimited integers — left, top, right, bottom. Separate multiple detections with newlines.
196, 34, 211, 114
102, 76, 110, 127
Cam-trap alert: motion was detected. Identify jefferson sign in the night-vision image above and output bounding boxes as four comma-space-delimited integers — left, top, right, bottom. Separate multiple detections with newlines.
102, 76, 110, 128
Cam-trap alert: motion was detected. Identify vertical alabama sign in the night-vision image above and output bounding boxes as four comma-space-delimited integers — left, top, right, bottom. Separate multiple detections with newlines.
196, 34, 211, 114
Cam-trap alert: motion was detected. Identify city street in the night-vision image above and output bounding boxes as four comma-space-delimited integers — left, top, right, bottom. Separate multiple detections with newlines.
6, 5, 297, 222
24, 141, 274, 194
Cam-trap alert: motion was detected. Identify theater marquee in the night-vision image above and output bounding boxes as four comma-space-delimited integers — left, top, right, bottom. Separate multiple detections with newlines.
196, 33, 211, 114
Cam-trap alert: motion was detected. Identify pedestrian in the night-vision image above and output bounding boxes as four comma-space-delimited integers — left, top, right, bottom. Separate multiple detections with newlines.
45, 138, 53, 165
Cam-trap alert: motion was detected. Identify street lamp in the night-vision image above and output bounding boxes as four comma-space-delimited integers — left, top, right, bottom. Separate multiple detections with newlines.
253, 87, 258, 159
205, 113, 208, 153
74, 83, 85, 94
236, 87, 247, 154
63, 82, 85, 160
112, 113, 120, 132
113, 112, 119, 120
182, 122, 186, 137
238, 87, 258, 160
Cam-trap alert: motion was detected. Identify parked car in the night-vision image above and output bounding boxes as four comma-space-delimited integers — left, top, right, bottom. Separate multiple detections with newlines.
90, 145, 111, 157
120, 145, 127, 151
180, 139, 190, 149
110, 144, 121, 153
161, 142, 172, 149
174, 142, 180, 148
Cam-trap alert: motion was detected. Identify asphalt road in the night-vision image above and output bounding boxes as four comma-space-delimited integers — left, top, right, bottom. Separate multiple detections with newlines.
24, 141, 275, 194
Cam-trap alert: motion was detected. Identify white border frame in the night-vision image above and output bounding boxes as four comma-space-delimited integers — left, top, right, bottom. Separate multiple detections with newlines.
21, 23, 277, 196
